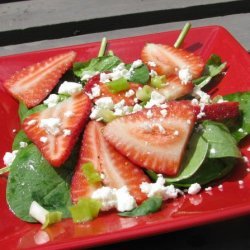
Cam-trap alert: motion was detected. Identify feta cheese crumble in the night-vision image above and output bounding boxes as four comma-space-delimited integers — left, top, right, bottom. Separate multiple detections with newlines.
43, 94, 60, 108
81, 71, 99, 81
58, 81, 83, 95
3, 150, 18, 166
148, 61, 157, 67
178, 68, 193, 84
39, 118, 61, 136
86, 84, 101, 99
140, 175, 180, 200
145, 91, 166, 109
125, 89, 135, 98
91, 186, 136, 212
19, 141, 28, 148
188, 183, 201, 195
27, 119, 37, 126
40, 136, 48, 143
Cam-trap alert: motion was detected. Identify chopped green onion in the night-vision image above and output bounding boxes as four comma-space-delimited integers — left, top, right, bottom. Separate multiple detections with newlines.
0, 166, 10, 175
106, 77, 129, 93
108, 50, 114, 56
82, 162, 102, 184
69, 198, 101, 223
150, 75, 166, 88
174, 22, 191, 48
98, 109, 116, 123
42, 211, 62, 229
98, 37, 108, 57
136, 85, 153, 102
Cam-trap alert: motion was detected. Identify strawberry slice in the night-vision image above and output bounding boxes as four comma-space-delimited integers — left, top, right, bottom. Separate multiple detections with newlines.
103, 101, 196, 176
4, 51, 76, 108
71, 121, 102, 204
97, 121, 150, 203
157, 76, 194, 101
71, 121, 150, 204
22, 92, 91, 167
141, 43, 204, 79
85, 74, 141, 106
194, 101, 240, 121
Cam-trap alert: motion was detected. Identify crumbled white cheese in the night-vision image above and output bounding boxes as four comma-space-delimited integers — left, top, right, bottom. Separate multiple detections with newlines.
19, 141, 28, 148
178, 68, 193, 84
95, 97, 114, 110
131, 59, 143, 69
39, 118, 61, 136
243, 156, 249, 163
86, 84, 101, 99
160, 109, 167, 117
64, 111, 74, 117
132, 104, 143, 113
146, 110, 153, 119
40, 136, 48, 143
27, 119, 37, 126
58, 81, 83, 95
191, 98, 199, 106
125, 89, 135, 98
192, 87, 211, 104
188, 183, 201, 195
145, 91, 166, 109
205, 186, 212, 191
218, 184, 223, 191
100, 72, 111, 83
63, 129, 71, 136
210, 148, 216, 154
116, 186, 137, 212
43, 94, 60, 108
91, 186, 136, 212
81, 71, 99, 81
149, 69, 158, 77
3, 150, 18, 166
148, 61, 157, 67
140, 174, 180, 200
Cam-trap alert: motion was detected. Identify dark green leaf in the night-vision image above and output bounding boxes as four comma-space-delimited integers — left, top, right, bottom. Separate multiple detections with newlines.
119, 196, 162, 217
12, 130, 31, 150
6, 143, 80, 222
127, 64, 149, 84
73, 55, 121, 78
193, 54, 226, 89
223, 91, 250, 142
175, 158, 236, 187
166, 131, 208, 183
201, 121, 241, 158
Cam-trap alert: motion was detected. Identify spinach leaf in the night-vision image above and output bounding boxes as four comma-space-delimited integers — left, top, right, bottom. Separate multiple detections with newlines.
6, 143, 79, 222
126, 64, 149, 84
73, 55, 121, 78
193, 54, 226, 89
12, 130, 31, 150
119, 196, 162, 217
166, 131, 208, 183
223, 92, 250, 142
18, 102, 47, 122
175, 158, 236, 187
201, 121, 241, 158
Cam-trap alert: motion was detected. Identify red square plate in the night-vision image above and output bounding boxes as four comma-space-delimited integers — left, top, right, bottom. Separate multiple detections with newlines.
0, 26, 250, 250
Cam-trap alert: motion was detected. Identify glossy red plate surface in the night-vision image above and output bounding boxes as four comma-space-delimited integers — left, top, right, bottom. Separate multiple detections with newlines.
0, 26, 250, 250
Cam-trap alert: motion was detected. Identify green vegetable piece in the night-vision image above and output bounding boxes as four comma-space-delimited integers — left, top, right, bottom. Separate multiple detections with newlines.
223, 91, 250, 142
6, 143, 79, 222
119, 196, 162, 217
98, 108, 116, 122
193, 54, 226, 89
82, 162, 102, 184
0, 166, 10, 175
12, 130, 31, 150
174, 22, 192, 48
18, 102, 47, 122
136, 85, 153, 102
127, 63, 149, 84
69, 198, 101, 223
150, 75, 166, 88
201, 121, 241, 159
73, 55, 121, 78
42, 211, 62, 229
166, 131, 208, 183
98, 37, 108, 57
175, 158, 236, 187
106, 77, 129, 93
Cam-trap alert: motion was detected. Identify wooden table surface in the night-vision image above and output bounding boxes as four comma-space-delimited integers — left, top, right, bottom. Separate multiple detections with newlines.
1, 0, 250, 249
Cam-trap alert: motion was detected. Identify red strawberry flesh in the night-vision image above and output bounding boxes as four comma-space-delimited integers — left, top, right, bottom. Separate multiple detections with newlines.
22, 92, 91, 167
4, 51, 76, 108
